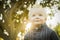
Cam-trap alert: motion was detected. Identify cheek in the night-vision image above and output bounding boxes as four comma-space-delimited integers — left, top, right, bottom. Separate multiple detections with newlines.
41, 18, 46, 23
30, 18, 34, 22
28, 17, 34, 22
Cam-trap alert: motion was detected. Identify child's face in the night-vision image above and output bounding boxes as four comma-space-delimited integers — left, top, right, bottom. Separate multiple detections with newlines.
28, 8, 47, 26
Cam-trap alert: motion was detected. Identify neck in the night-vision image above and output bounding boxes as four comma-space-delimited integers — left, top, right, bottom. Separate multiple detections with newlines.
34, 24, 41, 27
31, 24, 41, 29
29, 23, 46, 31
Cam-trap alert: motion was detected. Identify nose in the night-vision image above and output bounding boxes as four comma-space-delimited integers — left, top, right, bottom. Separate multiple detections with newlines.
35, 16, 40, 20
35, 17, 39, 19
34, 15, 41, 19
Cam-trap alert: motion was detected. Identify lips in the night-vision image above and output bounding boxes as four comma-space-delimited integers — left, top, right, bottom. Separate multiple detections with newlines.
35, 20, 40, 22
34, 19, 42, 22
34, 20, 41, 22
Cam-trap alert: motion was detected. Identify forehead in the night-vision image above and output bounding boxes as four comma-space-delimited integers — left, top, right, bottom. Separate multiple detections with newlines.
29, 7, 46, 15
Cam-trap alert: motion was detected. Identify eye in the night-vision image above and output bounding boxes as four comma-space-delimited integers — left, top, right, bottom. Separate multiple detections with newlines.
32, 14, 35, 17
39, 14, 43, 16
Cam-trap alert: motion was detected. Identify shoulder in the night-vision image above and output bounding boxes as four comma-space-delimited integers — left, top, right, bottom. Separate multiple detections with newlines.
42, 24, 53, 33
50, 30, 59, 40
45, 27, 59, 37
43, 26, 55, 35
44, 26, 53, 32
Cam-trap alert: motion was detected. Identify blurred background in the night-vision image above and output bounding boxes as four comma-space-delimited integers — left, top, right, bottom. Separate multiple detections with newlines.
0, 0, 60, 40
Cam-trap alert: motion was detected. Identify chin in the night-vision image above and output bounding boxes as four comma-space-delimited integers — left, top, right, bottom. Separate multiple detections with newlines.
33, 22, 42, 25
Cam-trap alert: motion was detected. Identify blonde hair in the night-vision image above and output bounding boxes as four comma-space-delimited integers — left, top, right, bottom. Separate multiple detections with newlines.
28, 5, 47, 19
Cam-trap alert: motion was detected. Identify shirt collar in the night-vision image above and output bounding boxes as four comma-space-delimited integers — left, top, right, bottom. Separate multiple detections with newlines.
32, 23, 47, 31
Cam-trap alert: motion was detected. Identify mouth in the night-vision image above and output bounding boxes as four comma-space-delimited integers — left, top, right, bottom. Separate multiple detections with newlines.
34, 19, 41, 22
33, 19, 42, 23
35, 20, 40, 22
33, 20, 40, 23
